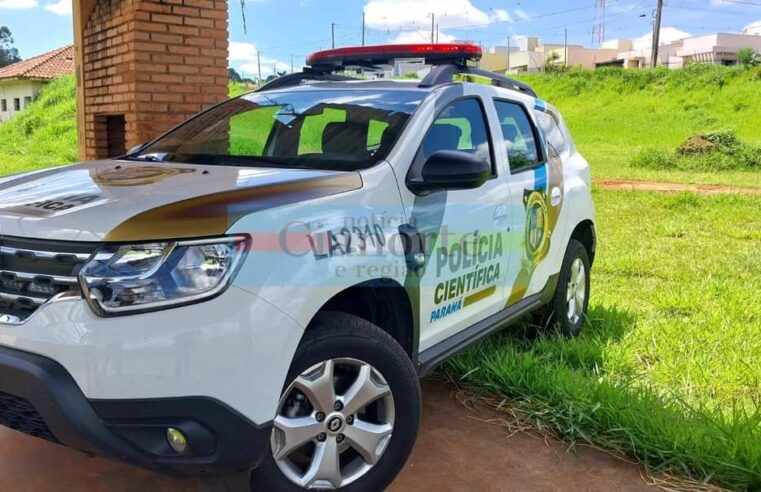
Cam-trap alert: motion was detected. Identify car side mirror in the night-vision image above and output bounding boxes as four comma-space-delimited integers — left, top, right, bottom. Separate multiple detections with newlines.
409, 150, 492, 194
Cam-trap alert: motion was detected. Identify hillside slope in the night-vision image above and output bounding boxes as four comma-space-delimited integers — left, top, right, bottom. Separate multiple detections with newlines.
0, 75, 78, 175
1, 66, 760, 186
517, 65, 761, 186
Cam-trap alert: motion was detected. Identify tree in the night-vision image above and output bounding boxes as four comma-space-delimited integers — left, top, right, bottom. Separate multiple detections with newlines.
228, 67, 243, 82
738, 48, 760, 68
0, 26, 21, 68
542, 52, 562, 73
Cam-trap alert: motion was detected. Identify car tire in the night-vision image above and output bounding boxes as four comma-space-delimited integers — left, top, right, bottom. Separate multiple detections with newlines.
250, 312, 421, 491
535, 239, 591, 337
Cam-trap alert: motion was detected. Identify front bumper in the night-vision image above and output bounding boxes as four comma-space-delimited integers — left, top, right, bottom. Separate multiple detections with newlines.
0, 343, 272, 475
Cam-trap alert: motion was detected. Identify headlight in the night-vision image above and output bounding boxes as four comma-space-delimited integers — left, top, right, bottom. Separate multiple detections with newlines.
79, 236, 249, 316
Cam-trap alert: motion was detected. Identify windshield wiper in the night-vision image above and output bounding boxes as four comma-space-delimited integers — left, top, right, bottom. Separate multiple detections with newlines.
123, 154, 162, 162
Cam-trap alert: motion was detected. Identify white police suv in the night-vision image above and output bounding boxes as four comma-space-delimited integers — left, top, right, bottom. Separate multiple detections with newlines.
0, 44, 595, 491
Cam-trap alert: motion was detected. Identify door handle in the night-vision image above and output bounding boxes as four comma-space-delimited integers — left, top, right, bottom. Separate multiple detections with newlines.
551, 187, 563, 207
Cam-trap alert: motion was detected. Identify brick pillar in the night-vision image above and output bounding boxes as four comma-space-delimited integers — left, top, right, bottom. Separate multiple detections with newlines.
73, 0, 229, 161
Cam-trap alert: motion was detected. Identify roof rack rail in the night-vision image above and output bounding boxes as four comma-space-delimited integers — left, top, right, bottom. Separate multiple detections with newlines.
256, 70, 358, 92
419, 65, 537, 98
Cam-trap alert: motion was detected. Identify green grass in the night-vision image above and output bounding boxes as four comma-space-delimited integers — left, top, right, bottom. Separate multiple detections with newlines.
0, 75, 77, 175
517, 65, 761, 187
446, 189, 761, 490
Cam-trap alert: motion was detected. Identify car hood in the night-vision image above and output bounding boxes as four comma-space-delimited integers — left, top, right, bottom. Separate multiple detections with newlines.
0, 160, 362, 242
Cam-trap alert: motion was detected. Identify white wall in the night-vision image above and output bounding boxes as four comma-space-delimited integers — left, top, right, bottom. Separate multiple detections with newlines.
0, 80, 45, 123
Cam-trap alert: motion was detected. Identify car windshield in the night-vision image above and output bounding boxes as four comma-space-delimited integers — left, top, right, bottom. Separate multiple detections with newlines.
131, 89, 425, 171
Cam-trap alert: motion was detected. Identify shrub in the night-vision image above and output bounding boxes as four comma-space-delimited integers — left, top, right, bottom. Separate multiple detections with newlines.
738, 47, 760, 68
631, 130, 761, 172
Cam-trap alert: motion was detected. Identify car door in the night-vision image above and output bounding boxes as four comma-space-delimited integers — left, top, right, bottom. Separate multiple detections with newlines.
492, 98, 565, 306
404, 97, 512, 352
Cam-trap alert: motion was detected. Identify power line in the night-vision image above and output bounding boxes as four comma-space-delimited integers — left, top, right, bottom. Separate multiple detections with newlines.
711, 0, 761, 6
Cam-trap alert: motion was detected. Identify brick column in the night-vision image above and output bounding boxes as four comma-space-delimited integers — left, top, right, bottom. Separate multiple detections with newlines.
74, 0, 229, 161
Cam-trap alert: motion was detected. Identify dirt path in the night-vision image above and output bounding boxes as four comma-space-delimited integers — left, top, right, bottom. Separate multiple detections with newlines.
0, 379, 653, 492
595, 178, 761, 195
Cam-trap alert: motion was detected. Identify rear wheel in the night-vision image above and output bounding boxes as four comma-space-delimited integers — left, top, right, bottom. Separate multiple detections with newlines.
250, 312, 420, 491
535, 239, 590, 337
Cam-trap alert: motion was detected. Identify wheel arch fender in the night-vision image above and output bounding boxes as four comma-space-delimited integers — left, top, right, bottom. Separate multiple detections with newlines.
306, 278, 416, 359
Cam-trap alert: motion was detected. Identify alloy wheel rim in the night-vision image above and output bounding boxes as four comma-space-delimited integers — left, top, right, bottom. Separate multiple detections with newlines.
271, 358, 395, 490
566, 258, 586, 325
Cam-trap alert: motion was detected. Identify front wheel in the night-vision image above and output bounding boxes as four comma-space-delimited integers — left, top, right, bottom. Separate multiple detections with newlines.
250, 312, 420, 491
536, 239, 591, 337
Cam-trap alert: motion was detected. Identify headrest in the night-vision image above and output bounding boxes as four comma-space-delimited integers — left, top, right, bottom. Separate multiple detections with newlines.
322, 122, 368, 157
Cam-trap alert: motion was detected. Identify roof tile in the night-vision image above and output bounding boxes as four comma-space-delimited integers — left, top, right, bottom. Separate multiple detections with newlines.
0, 45, 75, 81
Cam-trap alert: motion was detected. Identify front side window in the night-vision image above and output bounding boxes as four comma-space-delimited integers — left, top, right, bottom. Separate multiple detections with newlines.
134, 89, 425, 172
0, 99, 6, 112
23, 96, 32, 108
494, 100, 541, 172
13, 98, 20, 111
421, 98, 493, 167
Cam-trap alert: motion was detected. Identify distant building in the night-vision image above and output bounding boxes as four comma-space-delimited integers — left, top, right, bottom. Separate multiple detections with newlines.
609, 33, 761, 68
480, 36, 620, 73
0, 45, 74, 123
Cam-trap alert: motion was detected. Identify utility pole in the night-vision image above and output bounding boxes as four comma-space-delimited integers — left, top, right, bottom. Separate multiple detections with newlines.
332, 22, 336, 49
564, 28, 568, 67
651, 0, 664, 68
257, 50, 262, 85
291, 54, 294, 73
362, 13, 366, 46
428, 13, 435, 43
507, 33, 511, 73
436, 23, 439, 44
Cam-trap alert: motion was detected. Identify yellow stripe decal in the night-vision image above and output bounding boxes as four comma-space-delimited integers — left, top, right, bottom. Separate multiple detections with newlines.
463, 285, 497, 308
105, 173, 363, 242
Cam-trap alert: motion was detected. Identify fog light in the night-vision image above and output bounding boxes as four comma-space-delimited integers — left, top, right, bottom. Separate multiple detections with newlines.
166, 427, 188, 454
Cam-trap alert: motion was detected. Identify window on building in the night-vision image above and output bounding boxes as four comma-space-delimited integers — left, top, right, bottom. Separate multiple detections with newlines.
13, 98, 20, 111
1, 100, 6, 112
421, 98, 493, 169
493, 100, 541, 172
23, 96, 32, 108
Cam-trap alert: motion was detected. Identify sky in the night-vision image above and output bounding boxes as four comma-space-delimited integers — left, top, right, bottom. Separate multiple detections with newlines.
1, 0, 761, 78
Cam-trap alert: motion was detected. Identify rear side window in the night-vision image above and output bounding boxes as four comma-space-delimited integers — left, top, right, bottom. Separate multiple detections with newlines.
421, 98, 492, 168
494, 100, 541, 172
535, 110, 567, 155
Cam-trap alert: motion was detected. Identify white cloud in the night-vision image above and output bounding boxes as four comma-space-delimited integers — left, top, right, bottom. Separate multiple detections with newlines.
492, 8, 512, 23
229, 41, 259, 61
391, 30, 457, 44
0, 0, 37, 8
744, 19, 761, 35
633, 27, 692, 50
514, 9, 530, 21
44, 0, 71, 15
229, 41, 290, 79
364, 0, 511, 31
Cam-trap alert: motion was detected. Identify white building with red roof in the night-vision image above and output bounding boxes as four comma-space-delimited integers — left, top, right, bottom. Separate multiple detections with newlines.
0, 45, 75, 123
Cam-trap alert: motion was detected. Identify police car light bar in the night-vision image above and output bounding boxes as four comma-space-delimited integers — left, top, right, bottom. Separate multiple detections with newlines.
306, 43, 483, 71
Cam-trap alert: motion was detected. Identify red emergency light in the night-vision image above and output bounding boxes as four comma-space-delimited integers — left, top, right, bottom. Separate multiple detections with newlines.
306, 43, 483, 70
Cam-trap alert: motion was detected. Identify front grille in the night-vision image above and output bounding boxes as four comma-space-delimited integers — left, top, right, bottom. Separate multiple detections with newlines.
0, 235, 97, 323
0, 390, 59, 443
